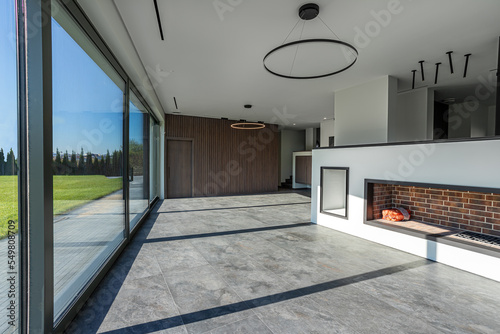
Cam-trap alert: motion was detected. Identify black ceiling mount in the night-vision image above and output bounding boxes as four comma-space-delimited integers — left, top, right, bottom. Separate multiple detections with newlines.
299, 3, 319, 20
244, 104, 252, 109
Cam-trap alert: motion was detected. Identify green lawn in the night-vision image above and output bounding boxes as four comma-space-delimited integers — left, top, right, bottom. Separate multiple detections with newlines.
0, 175, 122, 239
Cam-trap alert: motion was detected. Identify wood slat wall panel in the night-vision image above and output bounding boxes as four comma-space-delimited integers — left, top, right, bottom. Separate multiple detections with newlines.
165, 114, 279, 197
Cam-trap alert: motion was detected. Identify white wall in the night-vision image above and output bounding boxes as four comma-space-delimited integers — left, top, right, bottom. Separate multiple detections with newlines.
391, 88, 430, 142
470, 104, 496, 137
334, 76, 397, 146
280, 130, 305, 183
311, 139, 500, 281
320, 119, 335, 147
305, 128, 315, 151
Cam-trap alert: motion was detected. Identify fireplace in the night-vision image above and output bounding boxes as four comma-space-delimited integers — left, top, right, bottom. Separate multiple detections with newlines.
365, 180, 500, 250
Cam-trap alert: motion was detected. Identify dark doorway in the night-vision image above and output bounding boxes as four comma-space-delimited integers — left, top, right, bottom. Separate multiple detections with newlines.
166, 139, 193, 198
433, 101, 449, 140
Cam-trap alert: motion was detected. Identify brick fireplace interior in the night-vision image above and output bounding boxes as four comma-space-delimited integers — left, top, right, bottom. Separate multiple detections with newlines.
366, 182, 500, 240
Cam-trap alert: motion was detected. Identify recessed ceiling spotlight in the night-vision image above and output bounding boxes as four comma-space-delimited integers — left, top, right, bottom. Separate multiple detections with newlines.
244, 104, 252, 109
323, 117, 327, 120
293, 123, 296, 126
440, 98, 456, 105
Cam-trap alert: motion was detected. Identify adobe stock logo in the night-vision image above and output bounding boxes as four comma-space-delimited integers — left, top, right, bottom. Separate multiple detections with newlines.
213, 0, 244, 21
342, 0, 411, 62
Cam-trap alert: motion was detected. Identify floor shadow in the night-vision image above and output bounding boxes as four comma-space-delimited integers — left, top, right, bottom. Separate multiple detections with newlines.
63, 217, 157, 334
54, 241, 111, 247
144, 222, 312, 243
153, 202, 311, 214
100, 259, 431, 334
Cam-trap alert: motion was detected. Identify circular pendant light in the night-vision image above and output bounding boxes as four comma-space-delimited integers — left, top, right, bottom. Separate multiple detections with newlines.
263, 3, 358, 80
264, 39, 358, 79
231, 122, 266, 130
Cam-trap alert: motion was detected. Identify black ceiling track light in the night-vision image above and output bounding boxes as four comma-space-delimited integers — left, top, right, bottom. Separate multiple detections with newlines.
263, 3, 358, 79
434, 62, 441, 85
411, 70, 417, 89
411, 51, 472, 88
446, 51, 454, 74
419, 60, 425, 81
153, 0, 164, 40
463, 54, 472, 78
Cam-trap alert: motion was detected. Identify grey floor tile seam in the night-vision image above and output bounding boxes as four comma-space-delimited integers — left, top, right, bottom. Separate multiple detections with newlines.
347, 267, 472, 334
246, 225, 341, 283
154, 200, 427, 332
303, 280, 445, 334
154, 250, 189, 331
200, 314, 276, 334
186, 219, 297, 293
184, 218, 339, 334
186, 237, 261, 318
252, 311, 279, 334
224, 209, 448, 333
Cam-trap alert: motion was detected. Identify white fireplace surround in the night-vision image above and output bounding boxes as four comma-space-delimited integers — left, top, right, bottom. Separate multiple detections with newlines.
311, 139, 500, 282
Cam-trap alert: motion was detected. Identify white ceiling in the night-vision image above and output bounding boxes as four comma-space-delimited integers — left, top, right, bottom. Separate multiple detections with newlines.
111, 0, 500, 128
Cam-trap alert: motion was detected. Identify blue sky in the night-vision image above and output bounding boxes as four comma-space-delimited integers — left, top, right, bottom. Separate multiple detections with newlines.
0, 1, 18, 156
52, 18, 124, 155
0, 4, 147, 157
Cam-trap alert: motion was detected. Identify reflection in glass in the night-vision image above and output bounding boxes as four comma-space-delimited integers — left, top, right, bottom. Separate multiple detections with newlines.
150, 119, 160, 202
129, 93, 150, 230
321, 168, 349, 218
52, 4, 125, 321
0, 1, 19, 333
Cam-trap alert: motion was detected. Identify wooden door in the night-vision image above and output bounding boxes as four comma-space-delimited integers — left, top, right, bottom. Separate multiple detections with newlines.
166, 139, 193, 198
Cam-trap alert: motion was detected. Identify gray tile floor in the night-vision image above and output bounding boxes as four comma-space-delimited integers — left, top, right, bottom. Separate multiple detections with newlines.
66, 191, 500, 334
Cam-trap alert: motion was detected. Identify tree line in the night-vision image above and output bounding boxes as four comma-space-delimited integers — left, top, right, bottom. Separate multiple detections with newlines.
53, 148, 123, 176
0, 148, 17, 175
1, 139, 143, 177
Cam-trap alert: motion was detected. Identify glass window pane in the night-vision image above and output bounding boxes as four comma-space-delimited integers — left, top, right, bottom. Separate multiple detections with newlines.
52, 3, 125, 321
321, 168, 349, 218
0, 1, 20, 333
129, 92, 150, 230
149, 118, 159, 202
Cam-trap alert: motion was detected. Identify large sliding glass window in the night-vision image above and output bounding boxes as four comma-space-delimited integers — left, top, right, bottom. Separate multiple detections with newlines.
129, 92, 150, 230
0, 1, 19, 333
52, 2, 125, 321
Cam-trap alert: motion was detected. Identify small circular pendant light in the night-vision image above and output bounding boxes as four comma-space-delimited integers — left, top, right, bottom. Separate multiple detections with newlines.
231, 122, 266, 130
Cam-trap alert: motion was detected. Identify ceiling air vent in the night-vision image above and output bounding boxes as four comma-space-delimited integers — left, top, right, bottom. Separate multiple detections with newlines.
153, 0, 164, 40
